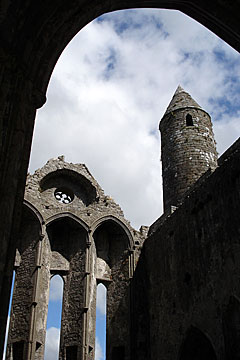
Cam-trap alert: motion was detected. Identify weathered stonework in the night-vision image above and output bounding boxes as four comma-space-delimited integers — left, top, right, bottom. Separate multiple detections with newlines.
7, 158, 145, 360
133, 137, 240, 360
131, 89, 240, 360
160, 86, 218, 212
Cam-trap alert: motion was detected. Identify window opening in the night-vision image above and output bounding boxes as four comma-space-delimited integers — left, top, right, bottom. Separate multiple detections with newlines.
186, 114, 193, 126
44, 275, 64, 360
95, 283, 107, 360
54, 188, 74, 204
3, 271, 15, 360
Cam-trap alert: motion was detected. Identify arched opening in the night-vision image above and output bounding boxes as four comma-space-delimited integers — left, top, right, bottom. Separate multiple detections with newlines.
30, 8, 240, 233
179, 326, 217, 360
46, 217, 88, 360
95, 283, 107, 360
93, 219, 130, 359
93, 219, 130, 279
46, 216, 88, 263
40, 169, 98, 207
223, 295, 240, 359
186, 114, 193, 126
44, 275, 64, 360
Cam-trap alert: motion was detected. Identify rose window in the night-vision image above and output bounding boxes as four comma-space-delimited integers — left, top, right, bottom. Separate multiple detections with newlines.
54, 188, 74, 204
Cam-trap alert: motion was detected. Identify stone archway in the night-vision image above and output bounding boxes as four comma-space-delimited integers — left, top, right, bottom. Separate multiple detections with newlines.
178, 326, 217, 360
1, 0, 240, 356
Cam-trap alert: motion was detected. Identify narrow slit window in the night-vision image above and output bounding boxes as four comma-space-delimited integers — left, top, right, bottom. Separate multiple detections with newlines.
44, 275, 64, 360
186, 114, 193, 126
95, 283, 107, 360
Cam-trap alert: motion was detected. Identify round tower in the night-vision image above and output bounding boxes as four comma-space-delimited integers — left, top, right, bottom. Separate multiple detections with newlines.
160, 85, 218, 213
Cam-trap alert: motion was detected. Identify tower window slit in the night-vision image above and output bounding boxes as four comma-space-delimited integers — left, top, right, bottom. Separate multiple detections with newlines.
186, 114, 193, 126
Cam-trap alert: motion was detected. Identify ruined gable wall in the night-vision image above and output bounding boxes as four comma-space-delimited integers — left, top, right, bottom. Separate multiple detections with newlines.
7, 158, 146, 360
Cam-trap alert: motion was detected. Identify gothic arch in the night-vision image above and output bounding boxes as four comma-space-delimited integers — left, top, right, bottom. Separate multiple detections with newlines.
46, 215, 89, 263
40, 168, 98, 205
15, 1, 240, 102
17, 201, 43, 256
46, 212, 89, 233
178, 326, 217, 360
91, 215, 134, 249
23, 200, 44, 229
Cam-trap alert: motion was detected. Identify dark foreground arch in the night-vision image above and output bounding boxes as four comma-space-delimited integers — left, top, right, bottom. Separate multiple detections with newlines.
179, 326, 217, 360
0, 0, 240, 356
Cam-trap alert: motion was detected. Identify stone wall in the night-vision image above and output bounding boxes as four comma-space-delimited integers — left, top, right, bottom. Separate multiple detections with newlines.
6, 207, 41, 359
6, 158, 145, 360
133, 138, 240, 360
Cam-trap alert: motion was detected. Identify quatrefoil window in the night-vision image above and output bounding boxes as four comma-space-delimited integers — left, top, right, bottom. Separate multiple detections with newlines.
54, 188, 74, 204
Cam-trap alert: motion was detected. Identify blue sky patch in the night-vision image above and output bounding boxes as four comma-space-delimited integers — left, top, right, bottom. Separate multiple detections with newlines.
103, 47, 117, 80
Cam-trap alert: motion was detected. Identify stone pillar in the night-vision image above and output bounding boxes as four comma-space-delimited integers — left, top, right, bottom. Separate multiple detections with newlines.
0, 56, 45, 357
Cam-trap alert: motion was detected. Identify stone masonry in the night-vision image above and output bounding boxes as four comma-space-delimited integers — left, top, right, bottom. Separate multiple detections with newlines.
160, 85, 218, 212
6, 158, 145, 360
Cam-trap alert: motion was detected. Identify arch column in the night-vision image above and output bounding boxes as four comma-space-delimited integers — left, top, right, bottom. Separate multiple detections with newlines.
0, 56, 45, 357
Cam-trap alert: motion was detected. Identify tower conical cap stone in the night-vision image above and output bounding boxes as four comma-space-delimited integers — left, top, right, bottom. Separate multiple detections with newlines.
163, 85, 202, 117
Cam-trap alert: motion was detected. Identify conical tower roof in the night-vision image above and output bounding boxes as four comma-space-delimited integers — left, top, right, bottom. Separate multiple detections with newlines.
163, 85, 202, 117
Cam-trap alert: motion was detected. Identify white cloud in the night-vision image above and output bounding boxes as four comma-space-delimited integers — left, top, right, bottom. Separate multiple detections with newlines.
95, 337, 104, 360
44, 327, 60, 360
29, 9, 240, 229
49, 275, 64, 302
213, 114, 240, 155
96, 283, 107, 316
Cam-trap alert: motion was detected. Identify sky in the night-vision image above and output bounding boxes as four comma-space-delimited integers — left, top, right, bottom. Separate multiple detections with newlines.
14, 6, 240, 360
43, 279, 106, 360
29, 8, 240, 232
44, 276, 63, 360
